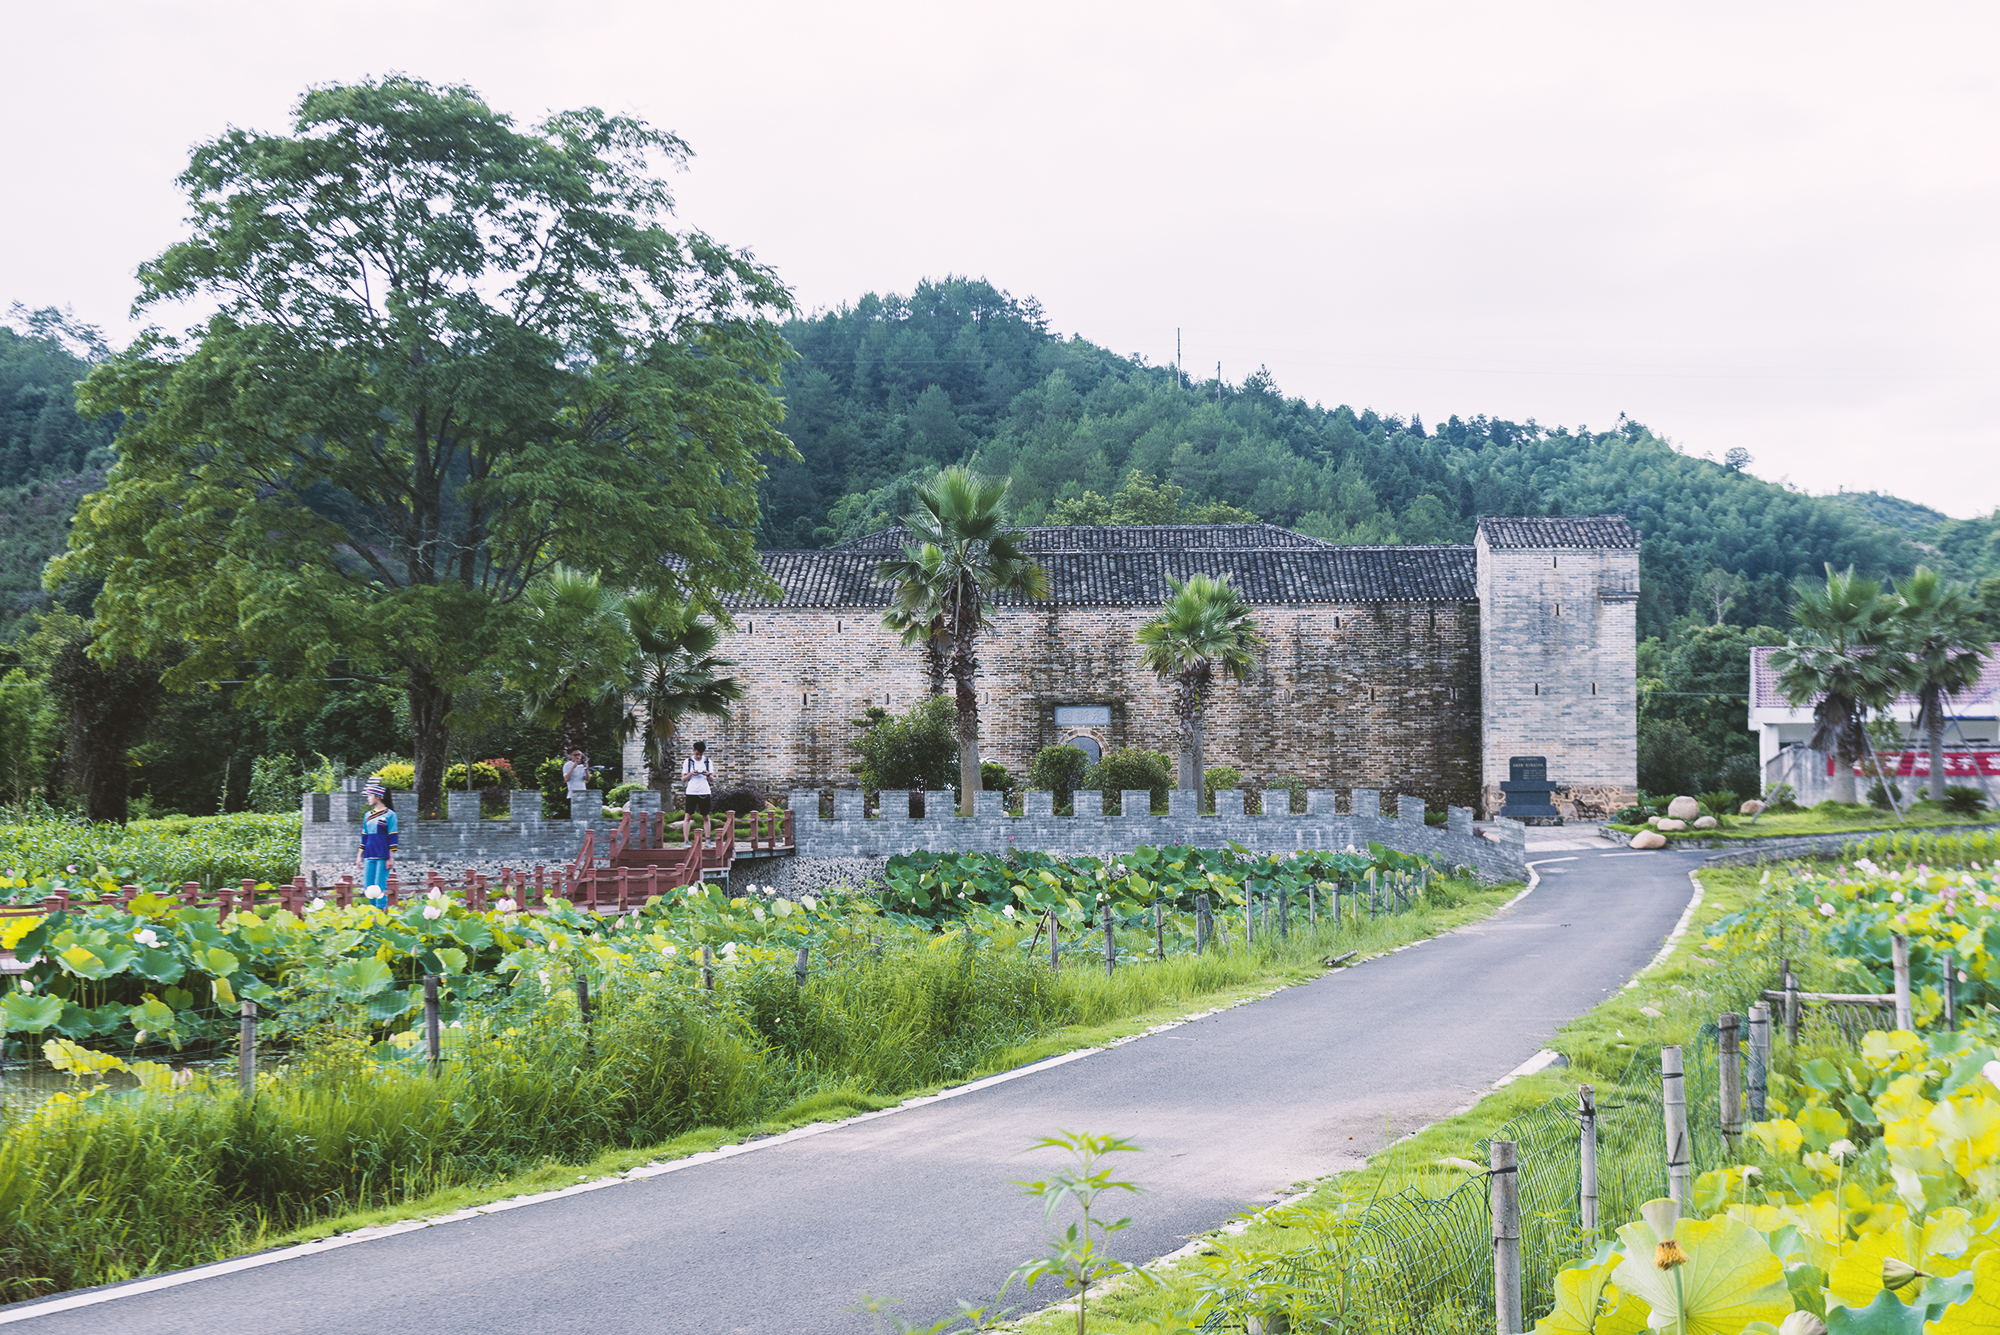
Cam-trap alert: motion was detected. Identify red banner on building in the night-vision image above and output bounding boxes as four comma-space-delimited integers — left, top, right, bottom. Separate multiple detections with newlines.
1826, 751, 2000, 778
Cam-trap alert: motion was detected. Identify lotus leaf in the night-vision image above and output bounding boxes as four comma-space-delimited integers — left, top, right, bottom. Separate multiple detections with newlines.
1927, 1248, 2000, 1333
325, 957, 394, 1000
1612, 1209, 1793, 1334
1822, 1290, 1925, 1333
0, 992, 64, 1032
1531, 1258, 1649, 1333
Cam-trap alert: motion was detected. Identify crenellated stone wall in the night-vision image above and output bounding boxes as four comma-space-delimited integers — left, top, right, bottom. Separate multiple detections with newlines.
298, 788, 650, 884
786, 787, 1526, 883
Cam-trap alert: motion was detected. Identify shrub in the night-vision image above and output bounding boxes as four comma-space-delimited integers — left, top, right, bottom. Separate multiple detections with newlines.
371, 761, 415, 790
849, 696, 957, 792
711, 786, 769, 816
1867, 778, 1902, 810
536, 757, 570, 819
1764, 781, 1800, 812
979, 761, 1014, 793
1202, 766, 1241, 811
445, 761, 506, 791
1942, 784, 1988, 815
1695, 790, 1738, 819
1027, 745, 1090, 813
1084, 749, 1173, 814
245, 755, 302, 814
1637, 719, 1708, 797
1258, 773, 1308, 815
604, 783, 641, 807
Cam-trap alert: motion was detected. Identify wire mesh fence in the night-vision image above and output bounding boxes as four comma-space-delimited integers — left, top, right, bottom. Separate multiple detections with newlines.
1209, 1041, 1732, 1334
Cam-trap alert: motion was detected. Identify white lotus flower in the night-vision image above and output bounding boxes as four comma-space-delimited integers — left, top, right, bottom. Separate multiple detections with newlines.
1819, 902, 1835, 917
1827, 1138, 1857, 1161
1890, 891, 1904, 904
800, 895, 817, 912
661, 944, 677, 958
536, 969, 551, 987
423, 904, 443, 920
720, 941, 737, 959
1984, 1060, 2000, 1095
133, 928, 159, 947
428, 887, 445, 901
495, 897, 517, 913
306, 898, 327, 913
1002, 904, 1016, 918
18, 980, 31, 994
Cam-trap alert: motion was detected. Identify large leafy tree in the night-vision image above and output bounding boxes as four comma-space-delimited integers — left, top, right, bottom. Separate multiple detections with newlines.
1135, 573, 1263, 793
1891, 566, 1991, 802
1769, 565, 1901, 804
877, 467, 1047, 814
55, 78, 792, 814
625, 590, 743, 782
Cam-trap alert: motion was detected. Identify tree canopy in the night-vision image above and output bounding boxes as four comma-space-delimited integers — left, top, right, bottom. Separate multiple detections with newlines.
53, 77, 793, 812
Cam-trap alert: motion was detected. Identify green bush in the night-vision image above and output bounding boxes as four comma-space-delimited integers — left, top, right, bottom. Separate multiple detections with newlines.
1942, 784, 1988, 815
979, 760, 1014, 792
0, 811, 300, 890
444, 761, 505, 791
849, 696, 957, 792
1082, 748, 1173, 814
245, 755, 302, 814
1696, 790, 1739, 818
371, 761, 415, 790
1256, 773, 1308, 815
536, 757, 570, 820
1027, 745, 1091, 814
605, 783, 642, 807
1202, 766, 1241, 811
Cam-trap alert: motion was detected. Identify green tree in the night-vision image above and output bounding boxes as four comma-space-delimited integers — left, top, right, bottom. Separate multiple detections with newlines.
625, 590, 743, 781
1768, 565, 1901, 804
1027, 743, 1091, 813
55, 77, 792, 815
1082, 748, 1173, 815
0, 669, 52, 805
44, 622, 161, 822
1135, 573, 1263, 791
1891, 566, 1991, 802
877, 467, 1048, 814
848, 695, 957, 791
506, 568, 636, 757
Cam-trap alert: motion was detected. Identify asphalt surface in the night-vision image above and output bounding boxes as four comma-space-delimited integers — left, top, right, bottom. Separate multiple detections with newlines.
6, 846, 1704, 1334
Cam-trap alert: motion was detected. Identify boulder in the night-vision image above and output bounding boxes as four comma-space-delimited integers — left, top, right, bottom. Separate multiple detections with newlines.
1647, 816, 1663, 827
1693, 815, 1718, 829
1667, 795, 1702, 821
1630, 830, 1668, 849
1657, 818, 1687, 832
1739, 800, 1766, 817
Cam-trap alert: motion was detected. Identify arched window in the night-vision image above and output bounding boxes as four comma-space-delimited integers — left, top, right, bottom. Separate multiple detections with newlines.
1066, 735, 1102, 765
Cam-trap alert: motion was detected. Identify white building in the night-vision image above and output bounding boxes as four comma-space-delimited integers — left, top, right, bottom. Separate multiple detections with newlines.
1748, 644, 2000, 801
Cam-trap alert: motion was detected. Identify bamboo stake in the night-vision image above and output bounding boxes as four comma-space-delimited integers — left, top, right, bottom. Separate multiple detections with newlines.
424, 975, 442, 1075
1049, 909, 1059, 972
238, 999, 257, 1099
1892, 933, 1913, 1030
1195, 893, 1210, 956
1943, 951, 1957, 1033
701, 946, 714, 992
1103, 901, 1115, 977
1718, 1012, 1742, 1151
1747, 1003, 1770, 1121
1491, 1139, 1521, 1334
1308, 881, 1317, 927
1578, 1086, 1598, 1236
1155, 895, 1164, 960
1783, 960, 1800, 1046
1662, 1045, 1691, 1206
1244, 887, 1254, 948
794, 945, 810, 990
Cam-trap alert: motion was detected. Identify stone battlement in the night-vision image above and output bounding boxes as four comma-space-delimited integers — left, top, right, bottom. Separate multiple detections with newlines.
786, 788, 1526, 882
299, 788, 646, 883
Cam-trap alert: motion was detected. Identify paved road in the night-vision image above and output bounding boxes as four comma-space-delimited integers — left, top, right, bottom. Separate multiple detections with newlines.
6, 847, 1703, 1334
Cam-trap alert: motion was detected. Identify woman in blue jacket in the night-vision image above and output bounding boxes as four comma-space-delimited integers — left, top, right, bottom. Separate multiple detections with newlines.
355, 779, 398, 906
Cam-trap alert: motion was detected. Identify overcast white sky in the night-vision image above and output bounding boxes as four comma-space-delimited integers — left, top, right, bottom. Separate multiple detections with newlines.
5, 2, 1995, 516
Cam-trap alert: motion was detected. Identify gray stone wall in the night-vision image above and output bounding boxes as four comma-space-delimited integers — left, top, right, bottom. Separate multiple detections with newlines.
300, 788, 643, 884
787, 787, 1527, 883
1475, 532, 1639, 817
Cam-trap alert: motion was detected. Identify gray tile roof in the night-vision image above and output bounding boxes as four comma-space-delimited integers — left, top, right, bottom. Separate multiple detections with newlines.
1476, 515, 1641, 550
725, 526, 1479, 608
1750, 644, 2000, 713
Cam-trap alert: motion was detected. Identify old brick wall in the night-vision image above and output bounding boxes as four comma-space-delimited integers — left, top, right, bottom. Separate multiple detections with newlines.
1475, 534, 1639, 815
681, 601, 1484, 810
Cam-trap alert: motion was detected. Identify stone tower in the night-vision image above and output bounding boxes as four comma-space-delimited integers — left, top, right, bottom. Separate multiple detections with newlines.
1474, 516, 1640, 817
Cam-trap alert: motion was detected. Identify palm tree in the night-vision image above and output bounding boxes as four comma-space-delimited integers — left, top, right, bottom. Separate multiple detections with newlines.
508, 567, 636, 755
1892, 566, 1991, 802
877, 466, 1048, 815
1768, 565, 1900, 804
880, 544, 951, 698
1136, 573, 1264, 793
625, 590, 745, 783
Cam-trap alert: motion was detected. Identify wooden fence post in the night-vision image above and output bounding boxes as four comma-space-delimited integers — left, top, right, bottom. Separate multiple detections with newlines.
1195, 893, 1210, 956
1308, 881, 1317, 928
1491, 1139, 1521, 1335
1891, 933, 1913, 1030
1048, 909, 1059, 971
1718, 1012, 1742, 1151
1662, 1045, 1691, 1206
238, 999, 257, 1098
1244, 887, 1254, 948
1943, 951, 1957, 1033
1155, 895, 1165, 960
1277, 887, 1288, 941
701, 947, 714, 992
1783, 960, 1800, 1046
1578, 1085, 1597, 1236
1102, 901, 1115, 977
1747, 1002, 1770, 1121
424, 975, 441, 1075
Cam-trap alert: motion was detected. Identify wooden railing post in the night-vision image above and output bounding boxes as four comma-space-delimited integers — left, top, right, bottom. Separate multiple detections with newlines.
1891, 934, 1913, 1030
1718, 1012, 1742, 1151
1662, 1045, 1691, 1205
1492, 1139, 1521, 1334
1943, 951, 1957, 1032
1579, 1085, 1598, 1235
1747, 1003, 1770, 1120
1195, 893, 1210, 956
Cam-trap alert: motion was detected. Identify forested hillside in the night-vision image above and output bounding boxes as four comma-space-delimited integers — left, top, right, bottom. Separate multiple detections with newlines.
763, 279, 1999, 642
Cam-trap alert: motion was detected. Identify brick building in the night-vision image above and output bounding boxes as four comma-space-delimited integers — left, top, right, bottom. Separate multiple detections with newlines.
635, 516, 1639, 817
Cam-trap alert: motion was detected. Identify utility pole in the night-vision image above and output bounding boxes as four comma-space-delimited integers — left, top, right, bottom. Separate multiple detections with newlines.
1176, 328, 1182, 389
1216, 361, 1222, 404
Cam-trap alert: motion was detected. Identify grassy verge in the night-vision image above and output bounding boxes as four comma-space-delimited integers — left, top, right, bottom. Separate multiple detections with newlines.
3, 878, 1517, 1298
1022, 862, 1772, 1334
1604, 799, 1997, 843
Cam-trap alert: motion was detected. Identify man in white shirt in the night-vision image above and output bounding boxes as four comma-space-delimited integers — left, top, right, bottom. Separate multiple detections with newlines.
682, 740, 715, 816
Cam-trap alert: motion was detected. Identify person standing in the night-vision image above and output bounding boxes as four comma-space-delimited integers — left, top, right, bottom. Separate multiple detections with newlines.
681, 740, 715, 818
562, 748, 589, 814
355, 780, 398, 907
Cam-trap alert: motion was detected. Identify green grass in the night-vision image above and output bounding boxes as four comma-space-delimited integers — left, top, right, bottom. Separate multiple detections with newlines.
1018, 862, 1779, 1334
0, 875, 1516, 1300
1605, 799, 1997, 843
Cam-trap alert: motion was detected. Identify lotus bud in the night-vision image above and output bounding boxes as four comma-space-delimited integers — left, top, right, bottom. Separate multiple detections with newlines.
1881, 1257, 1927, 1292
1778, 1314, 1827, 1335
1654, 1238, 1690, 1270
